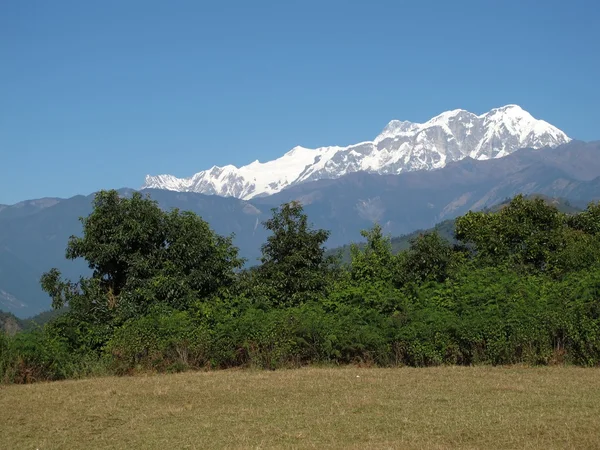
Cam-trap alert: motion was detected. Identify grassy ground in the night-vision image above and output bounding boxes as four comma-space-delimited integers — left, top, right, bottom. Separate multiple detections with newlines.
1, 366, 600, 449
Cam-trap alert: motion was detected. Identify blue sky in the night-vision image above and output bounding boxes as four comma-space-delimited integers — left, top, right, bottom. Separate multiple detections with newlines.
1, 0, 599, 204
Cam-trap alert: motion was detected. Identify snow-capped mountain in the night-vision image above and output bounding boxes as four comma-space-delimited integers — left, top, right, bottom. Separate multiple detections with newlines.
143, 105, 571, 199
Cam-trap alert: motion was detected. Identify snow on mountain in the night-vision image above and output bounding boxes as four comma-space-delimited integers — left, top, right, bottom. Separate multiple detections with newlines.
143, 105, 571, 199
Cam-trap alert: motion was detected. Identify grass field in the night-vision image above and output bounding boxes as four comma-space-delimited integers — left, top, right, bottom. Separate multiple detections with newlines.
1, 366, 600, 449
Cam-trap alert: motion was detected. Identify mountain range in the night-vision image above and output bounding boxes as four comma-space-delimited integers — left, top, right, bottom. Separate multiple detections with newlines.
143, 105, 570, 199
2, 138, 600, 317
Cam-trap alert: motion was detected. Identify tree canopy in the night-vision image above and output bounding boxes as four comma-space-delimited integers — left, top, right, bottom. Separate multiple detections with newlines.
41, 190, 243, 336
256, 201, 333, 307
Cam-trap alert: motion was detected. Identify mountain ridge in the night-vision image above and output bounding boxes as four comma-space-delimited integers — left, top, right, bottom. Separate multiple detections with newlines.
143, 105, 570, 199
2, 141, 599, 317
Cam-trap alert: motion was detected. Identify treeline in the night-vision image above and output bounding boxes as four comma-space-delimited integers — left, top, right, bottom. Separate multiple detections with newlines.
2, 190, 600, 383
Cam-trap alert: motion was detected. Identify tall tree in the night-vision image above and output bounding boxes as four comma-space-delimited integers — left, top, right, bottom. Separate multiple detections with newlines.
349, 224, 395, 284
568, 202, 600, 235
455, 195, 565, 272
41, 190, 243, 337
257, 201, 332, 307
397, 231, 455, 285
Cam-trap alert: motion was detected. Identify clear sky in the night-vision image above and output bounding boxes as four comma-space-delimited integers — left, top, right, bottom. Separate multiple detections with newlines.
1, 0, 599, 204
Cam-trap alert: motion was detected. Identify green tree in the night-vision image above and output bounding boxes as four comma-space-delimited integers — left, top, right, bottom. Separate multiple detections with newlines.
397, 231, 456, 285
455, 195, 565, 272
40, 190, 243, 344
568, 202, 600, 235
257, 201, 332, 307
349, 224, 395, 284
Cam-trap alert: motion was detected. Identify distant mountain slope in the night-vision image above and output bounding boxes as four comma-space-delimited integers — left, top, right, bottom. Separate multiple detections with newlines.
329, 196, 583, 263
0, 249, 48, 317
0, 190, 272, 317
1, 140, 599, 317
255, 141, 600, 240
0, 310, 22, 335
0, 308, 68, 334
0, 198, 62, 222
143, 105, 570, 199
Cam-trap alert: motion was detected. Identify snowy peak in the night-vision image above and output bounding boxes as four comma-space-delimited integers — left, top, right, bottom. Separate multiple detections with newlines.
143, 105, 570, 199
376, 120, 422, 142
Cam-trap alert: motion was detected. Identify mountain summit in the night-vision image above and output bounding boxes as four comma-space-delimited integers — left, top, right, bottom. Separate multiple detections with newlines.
143, 105, 570, 199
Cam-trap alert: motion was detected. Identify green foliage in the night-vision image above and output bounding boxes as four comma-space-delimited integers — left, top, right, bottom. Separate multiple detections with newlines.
349, 224, 395, 284
19, 307, 68, 332
455, 195, 566, 272
550, 229, 600, 276
107, 306, 212, 373
397, 231, 457, 285
40, 190, 243, 351
5, 192, 600, 385
0, 331, 13, 380
195, 302, 394, 369
568, 202, 600, 235
0, 326, 108, 383
255, 201, 333, 307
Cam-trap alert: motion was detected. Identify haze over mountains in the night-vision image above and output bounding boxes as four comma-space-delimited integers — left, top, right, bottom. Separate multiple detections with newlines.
143, 105, 570, 199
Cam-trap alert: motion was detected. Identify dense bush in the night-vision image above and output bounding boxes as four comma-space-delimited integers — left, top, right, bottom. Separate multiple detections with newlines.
2, 192, 600, 384
107, 307, 212, 374
0, 326, 109, 383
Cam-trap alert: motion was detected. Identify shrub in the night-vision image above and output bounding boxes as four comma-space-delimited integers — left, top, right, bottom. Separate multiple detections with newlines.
0, 328, 106, 384
106, 306, 212, 374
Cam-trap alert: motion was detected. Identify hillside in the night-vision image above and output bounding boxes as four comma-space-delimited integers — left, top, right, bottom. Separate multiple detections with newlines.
0, 311, 22, 335
0, 308, 67, 334
329, 196, 583, 263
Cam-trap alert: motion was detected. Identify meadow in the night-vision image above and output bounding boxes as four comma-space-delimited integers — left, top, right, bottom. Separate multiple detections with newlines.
2, 366, 600, 449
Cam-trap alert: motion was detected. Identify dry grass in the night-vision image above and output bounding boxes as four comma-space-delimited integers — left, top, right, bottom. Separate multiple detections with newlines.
1, 366, 600, 449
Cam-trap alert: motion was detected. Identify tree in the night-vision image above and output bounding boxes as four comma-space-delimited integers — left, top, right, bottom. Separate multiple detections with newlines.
454, 195, 566, 272
397, 231, 455, 285
568, 202, 600, 235
349, 224, 395, 284
40, 190, 243, 340
256, 201, 332, 307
